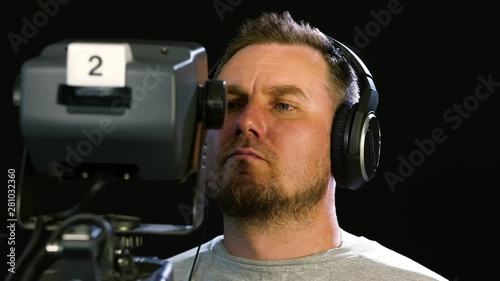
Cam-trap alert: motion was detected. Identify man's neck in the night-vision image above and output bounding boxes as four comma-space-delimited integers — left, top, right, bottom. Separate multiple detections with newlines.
221, 187, 342, 260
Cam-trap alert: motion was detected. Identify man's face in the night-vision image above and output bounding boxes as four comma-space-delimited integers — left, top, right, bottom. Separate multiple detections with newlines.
207, 44, 336, 225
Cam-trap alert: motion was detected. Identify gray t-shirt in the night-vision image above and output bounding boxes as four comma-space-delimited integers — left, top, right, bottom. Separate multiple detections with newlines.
166, 230, 448, 281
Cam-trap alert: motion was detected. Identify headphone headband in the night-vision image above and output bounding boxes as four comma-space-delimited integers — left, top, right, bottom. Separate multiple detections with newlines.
328, 38, 379, 113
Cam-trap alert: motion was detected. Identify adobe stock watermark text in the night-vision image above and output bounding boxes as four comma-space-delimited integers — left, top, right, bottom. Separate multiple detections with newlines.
384, 73, 499, 192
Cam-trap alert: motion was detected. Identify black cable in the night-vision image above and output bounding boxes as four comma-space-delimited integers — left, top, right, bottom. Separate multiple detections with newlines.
187, 201, 209, 281
12, 166, 112, 281
19, 213, 114, 281
45, 177, 108, 224
6, 175, 108, 281
17, 145, 109, 228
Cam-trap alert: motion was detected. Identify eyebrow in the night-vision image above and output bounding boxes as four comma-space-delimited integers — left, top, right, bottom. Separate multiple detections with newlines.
267, 85, 309, 101
226, 84, 247, 97
226, 84, 309, 101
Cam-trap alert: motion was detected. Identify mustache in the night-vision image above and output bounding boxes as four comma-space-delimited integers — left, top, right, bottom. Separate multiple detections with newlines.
217, 137, 274, 166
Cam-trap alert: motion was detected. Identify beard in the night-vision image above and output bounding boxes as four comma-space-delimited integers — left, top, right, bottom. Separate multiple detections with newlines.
207, 137, 331, 229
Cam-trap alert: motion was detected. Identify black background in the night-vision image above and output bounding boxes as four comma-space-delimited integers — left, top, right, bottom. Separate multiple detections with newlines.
2, 1, 499, 281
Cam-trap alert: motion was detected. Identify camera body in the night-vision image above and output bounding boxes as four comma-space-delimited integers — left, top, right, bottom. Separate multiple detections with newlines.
19, 39, 219, 182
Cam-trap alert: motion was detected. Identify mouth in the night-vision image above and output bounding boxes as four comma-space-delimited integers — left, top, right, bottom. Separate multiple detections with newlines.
226, 148, 266, 162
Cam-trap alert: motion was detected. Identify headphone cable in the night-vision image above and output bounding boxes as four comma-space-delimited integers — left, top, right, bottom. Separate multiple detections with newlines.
187, 201, 209, 281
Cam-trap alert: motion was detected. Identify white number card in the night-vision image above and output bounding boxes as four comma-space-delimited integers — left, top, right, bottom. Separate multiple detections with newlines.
66, 42, 133, 87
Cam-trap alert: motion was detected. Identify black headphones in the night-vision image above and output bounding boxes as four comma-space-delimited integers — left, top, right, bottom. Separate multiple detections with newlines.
329, 38, 381, 190
208, 38, 381, 190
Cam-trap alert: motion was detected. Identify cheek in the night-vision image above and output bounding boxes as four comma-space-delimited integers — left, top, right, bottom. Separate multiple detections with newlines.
273, 124, 331, 170
217, 127, 234, 149
217, 115, 238, 146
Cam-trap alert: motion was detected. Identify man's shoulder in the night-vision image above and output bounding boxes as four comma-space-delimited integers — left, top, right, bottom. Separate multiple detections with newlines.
341, 230, 448, 280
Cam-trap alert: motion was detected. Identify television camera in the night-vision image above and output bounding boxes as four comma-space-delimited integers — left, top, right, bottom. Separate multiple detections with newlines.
8, 39, 226, 281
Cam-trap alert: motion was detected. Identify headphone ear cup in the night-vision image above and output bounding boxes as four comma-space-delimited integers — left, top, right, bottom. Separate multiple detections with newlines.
331, 102, 353, 189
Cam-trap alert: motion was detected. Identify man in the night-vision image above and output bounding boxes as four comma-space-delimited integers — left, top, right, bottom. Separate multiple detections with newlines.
167, 11, 447, 281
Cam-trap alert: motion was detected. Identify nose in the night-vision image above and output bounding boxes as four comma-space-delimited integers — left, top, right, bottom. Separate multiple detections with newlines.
235, 101, 266, 139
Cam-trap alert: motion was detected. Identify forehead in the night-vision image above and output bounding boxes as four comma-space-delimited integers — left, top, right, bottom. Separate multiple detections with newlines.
218, 44, 329, 96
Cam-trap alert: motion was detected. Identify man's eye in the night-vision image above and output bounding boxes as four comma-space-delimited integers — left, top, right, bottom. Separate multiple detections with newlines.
276, 103, 294, 111
228, 101, 245, 110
